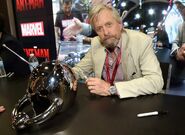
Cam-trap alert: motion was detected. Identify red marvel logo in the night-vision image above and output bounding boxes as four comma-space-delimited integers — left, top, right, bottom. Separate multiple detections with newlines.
20, 21, 45, 37
24, 48, 49, 60
16, 0, 44, 12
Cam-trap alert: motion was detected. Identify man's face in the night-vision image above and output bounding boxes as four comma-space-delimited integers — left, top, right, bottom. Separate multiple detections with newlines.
62, 2, 72, 16
93, 9, 122, 50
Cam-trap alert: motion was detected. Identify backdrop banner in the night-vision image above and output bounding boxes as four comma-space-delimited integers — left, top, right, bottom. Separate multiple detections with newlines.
13, 0, 57, 61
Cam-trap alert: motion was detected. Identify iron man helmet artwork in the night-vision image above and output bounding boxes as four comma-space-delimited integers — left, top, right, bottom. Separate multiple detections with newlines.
11, 61, 77, 129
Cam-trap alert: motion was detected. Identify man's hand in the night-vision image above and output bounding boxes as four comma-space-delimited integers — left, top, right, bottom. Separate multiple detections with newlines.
0, 106, 5, 113
176, 43, 185, 61
63, 17, 83, 39
157, 41, 163, 47
86, 77, 111, 96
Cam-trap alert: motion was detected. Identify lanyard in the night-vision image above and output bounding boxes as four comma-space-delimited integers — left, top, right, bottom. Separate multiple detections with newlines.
105, 50, 122, 85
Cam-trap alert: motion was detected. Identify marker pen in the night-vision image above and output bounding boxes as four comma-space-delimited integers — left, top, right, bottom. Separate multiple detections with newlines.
137, 111, 167, 118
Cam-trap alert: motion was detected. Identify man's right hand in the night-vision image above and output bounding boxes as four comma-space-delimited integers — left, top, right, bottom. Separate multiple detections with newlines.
176, 43, 185, 61
86, 77, 111, 96
63, 18, 83, 39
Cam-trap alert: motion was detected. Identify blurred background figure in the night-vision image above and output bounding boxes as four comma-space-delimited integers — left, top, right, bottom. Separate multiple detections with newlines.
63, 0, 113, 40
139, 25, 145, 33
0, 105, 5, 113
0, 14, 30, 77
155, 24, 170, 49
170, 0, 185, 84
171, 0, 185, 60
164, 0, 184, 44
55, 0, 83, 41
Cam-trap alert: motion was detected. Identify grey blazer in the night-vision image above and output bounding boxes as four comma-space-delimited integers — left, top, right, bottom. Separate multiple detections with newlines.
73, 29, 164, 98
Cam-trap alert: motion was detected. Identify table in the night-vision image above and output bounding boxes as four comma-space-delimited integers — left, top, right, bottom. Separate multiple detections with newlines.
1, 77, 185, 135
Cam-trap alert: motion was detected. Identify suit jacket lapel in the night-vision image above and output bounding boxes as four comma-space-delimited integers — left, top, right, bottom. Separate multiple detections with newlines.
120, 29, 129, 79
95, 44, 106, 78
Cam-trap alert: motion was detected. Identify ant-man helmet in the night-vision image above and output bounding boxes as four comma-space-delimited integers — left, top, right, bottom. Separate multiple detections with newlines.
11, 61, 76, 129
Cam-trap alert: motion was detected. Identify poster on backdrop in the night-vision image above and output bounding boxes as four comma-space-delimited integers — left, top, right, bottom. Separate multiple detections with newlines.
13, 0, 57, 61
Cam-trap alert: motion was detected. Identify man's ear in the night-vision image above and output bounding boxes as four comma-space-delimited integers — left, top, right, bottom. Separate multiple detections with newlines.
119, 21, 123, 30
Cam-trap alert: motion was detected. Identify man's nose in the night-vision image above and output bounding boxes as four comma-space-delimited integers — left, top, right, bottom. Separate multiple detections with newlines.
103, 27, 109, 36
66, 7, 71, 12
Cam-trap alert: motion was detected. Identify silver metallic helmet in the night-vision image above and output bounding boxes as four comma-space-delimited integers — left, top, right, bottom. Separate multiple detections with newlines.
11, 61, 77, 129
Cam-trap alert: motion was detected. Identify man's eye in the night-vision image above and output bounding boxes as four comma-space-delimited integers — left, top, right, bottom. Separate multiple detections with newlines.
96, 27, 102, 32
106, 23, 112, 27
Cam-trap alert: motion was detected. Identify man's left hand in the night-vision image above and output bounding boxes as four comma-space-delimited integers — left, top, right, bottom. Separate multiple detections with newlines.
176, 43, 185, 61
86, 77, 111, 96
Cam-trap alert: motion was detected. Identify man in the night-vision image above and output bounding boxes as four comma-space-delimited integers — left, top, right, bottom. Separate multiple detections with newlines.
55, 0, 83, 41
72, 5, 163, 99
171, 0, 185, 60
170, 0, 185, 82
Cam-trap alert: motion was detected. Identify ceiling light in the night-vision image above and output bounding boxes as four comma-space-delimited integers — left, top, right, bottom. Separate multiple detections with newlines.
162, 10, 167, 15
135, 13, 141, 19
157, 22, 161, 26
148, 9, 154, 15
123, 22, 128, 27
141, 24, 146, 28
121, 2, 126, 7
150, 22, 154, 26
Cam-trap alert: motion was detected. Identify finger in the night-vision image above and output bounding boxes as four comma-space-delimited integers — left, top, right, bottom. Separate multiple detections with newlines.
90, 90, 110, 96
0, 106, 5, 112
86, 81, 96, 87
63, 28, 72, 35
88, 85, 95, 90
90, 90, 97, 95
73, 17, 81, 25
86, 77, 97, 85
72, 35, 77, 40
72, 80, 77, 91
90, 89, 100, 95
